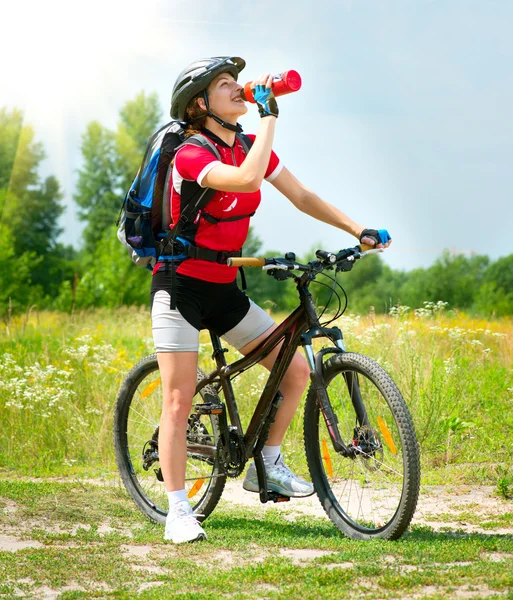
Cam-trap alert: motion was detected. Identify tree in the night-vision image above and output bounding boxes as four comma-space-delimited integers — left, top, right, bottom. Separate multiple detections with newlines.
0, 224, 36, 316
309, 251, 391, 315
4, 175, 64, 257
74, 121, 120, 253
75, 92, 163, 254
0, 107, 68, 304
116, 92, 162, 192
475, 254, 513, 316
56, 225, 151, 310
0, 108, 44, 197
119, 91, 162, 156
398, 252, 489, 310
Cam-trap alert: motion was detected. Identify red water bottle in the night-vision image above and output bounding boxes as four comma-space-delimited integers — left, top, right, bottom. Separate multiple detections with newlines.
240, 70, 302, 103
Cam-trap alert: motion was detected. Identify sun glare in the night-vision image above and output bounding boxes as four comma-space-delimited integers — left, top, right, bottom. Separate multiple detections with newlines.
2, 0, 162, 118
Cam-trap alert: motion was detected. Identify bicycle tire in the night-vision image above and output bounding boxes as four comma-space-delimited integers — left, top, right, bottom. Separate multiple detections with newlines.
304, 352, 420, 540
114, 353, 226, 525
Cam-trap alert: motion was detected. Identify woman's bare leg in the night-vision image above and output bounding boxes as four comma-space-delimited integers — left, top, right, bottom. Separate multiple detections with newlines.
156, 351, 198, 492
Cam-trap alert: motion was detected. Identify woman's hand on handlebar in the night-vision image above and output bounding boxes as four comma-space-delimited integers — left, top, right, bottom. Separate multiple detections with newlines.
251, 73, 279, 118
359, 228, 392, 249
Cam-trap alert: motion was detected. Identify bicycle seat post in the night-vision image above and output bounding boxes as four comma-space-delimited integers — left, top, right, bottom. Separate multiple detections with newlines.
210, 331, 228, 367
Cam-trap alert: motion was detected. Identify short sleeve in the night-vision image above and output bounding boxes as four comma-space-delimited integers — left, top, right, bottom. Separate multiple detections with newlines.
174, 144, 222, 188
245, 134, 283, 183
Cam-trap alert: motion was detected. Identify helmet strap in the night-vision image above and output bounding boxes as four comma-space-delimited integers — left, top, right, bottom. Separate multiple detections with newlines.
202, 90, 243, 134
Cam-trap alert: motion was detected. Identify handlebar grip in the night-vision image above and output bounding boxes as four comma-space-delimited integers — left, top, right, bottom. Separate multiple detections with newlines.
358, 243, 374, 252
227, 257, 266, 267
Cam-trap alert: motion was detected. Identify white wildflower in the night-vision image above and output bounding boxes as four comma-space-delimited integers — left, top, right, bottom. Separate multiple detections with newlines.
76, 334, 93, 344
443, 358, 457, 374
389, 305, 410, 318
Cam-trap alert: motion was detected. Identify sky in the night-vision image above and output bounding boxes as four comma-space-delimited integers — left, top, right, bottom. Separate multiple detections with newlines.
2, 0, 512, 272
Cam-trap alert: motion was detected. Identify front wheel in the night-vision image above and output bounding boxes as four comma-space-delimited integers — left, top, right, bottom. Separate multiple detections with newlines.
304, 352, 420, 540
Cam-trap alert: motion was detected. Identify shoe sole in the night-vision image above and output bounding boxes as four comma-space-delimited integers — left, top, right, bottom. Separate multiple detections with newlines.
165, 532, 207, 544
243, 480, 315, 498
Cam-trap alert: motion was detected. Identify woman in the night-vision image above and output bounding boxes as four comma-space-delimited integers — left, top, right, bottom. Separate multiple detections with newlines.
151, 56, 392, 544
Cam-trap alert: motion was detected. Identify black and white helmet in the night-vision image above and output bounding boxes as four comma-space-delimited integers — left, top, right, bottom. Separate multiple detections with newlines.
170, 56, 246, 120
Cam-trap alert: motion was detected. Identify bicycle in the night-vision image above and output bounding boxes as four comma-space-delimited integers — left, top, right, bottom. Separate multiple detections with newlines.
114, 244, 421, 540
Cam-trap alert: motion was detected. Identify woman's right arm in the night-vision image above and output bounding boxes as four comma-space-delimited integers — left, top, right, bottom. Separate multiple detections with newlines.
202, 74, 277, 193
202, 118, 276, 192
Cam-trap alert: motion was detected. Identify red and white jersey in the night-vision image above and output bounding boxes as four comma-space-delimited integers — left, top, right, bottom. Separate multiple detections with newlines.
166, 128, 282, 283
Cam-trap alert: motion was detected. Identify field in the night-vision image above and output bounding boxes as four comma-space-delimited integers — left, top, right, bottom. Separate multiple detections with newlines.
1, 306, 512, 598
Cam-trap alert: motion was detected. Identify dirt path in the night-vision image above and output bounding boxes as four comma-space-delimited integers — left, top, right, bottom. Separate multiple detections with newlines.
1, 479, 512, 553
219, 482, 513, 535
1, 480, 512, 599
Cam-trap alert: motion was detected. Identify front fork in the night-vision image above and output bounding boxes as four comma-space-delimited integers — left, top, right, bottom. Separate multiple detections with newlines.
302, 329, 369, 456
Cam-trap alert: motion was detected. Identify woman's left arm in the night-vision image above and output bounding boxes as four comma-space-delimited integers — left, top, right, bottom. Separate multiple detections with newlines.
271, 167, 364, 239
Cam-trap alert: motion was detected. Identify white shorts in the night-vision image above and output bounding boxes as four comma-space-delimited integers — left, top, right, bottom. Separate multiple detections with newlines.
150, 272, 275, 353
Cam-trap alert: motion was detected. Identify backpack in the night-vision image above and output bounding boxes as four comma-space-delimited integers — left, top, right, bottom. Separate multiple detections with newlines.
117, 121, 253, 271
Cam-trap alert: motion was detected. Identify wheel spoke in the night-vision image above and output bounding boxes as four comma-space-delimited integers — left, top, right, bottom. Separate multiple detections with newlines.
127, 432, 151, 445
128, 405, 157, 428
353, 449, 404, 478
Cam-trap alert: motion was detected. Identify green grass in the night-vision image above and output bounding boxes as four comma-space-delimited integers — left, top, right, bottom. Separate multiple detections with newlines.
1, 480, 513, 599
1, 307, 512, 484
1, 308, 513, 596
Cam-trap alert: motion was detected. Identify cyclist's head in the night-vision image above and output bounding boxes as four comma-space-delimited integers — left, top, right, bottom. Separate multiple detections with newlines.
171, 56, 245, 120
171, 56, 246, 133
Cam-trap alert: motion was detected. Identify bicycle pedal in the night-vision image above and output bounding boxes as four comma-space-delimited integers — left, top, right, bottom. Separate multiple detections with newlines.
266, 491, 290, 503
194, 403, 224, 415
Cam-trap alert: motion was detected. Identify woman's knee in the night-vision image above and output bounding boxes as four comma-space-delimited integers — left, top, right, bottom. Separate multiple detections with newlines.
284, 353, 311, 391
161, 386, 195, 421
157, 351, 198, 421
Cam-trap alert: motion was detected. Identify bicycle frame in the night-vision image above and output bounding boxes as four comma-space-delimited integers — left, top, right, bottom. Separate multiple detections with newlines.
195, 278, 363, 464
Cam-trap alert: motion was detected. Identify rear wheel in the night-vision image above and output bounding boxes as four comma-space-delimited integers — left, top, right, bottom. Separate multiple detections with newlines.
304, 352, 420, 540
114, 354, 225, 524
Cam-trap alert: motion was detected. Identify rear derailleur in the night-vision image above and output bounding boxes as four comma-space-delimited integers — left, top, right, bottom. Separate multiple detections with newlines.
142, 427, 163, 481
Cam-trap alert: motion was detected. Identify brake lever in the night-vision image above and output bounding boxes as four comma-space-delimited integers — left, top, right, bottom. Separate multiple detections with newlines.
335, 247, 384, 272
262, 259, 299, 271
267, 268, 295, 280
336, 260, 355, 273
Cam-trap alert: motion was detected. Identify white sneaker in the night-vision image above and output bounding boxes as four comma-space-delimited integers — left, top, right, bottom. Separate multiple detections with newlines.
164, 500, 207, 544
243, 454, 314, 497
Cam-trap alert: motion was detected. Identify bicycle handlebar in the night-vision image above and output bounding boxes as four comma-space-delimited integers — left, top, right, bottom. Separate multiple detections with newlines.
227, 243, 377, 268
